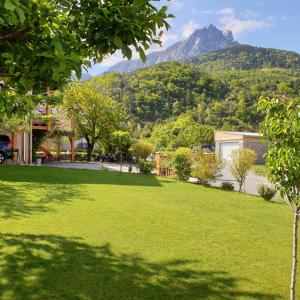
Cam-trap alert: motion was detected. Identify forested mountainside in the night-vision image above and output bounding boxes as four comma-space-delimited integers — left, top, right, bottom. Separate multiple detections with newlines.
90, 60, 300, 132
189, 44, 300, 71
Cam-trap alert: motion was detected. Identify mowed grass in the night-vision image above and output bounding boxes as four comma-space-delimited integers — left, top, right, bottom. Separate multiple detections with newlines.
0, 166, 296, 299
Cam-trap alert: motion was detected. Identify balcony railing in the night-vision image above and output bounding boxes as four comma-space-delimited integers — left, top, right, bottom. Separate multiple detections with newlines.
32, 118, 51, 131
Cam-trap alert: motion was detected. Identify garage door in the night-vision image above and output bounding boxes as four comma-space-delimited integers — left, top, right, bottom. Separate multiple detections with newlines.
220, 142, 240, 161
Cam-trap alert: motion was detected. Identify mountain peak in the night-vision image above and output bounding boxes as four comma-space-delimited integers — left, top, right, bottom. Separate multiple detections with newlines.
108, 24, 238, 73
207, 23, 218, 29
223, 29, 234, 40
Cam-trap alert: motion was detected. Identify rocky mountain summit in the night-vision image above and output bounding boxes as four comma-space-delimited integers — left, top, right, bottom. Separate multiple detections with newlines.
108, 24, 237, 73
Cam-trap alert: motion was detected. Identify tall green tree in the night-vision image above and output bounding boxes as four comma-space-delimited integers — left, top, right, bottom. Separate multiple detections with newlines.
0, 0, 172, 106
63, 82, 125, 161
259, 96, 300, 300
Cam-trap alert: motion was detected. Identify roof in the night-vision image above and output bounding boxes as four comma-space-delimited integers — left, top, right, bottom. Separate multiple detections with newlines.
221, 131, 261, 137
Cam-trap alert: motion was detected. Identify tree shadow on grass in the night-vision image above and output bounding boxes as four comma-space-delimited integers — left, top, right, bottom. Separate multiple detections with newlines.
0, 233, 281, 300
0, 164, 164, 219
0, 181, 84, 219
0, 166, 162, 186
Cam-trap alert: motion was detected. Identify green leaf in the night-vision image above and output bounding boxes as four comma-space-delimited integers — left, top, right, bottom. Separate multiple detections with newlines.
1, 53, 11, 58
36, 52, 55, 58
4, 0, 16, 10
138, 48, 147, 63
123, 47, 132, 60
54, 40, 64, 57
133, 0, 147, 8
15, 7, 25, 23
113, 35, 123, 48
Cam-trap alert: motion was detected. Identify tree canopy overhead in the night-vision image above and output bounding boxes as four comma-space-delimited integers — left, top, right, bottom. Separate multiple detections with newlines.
0, 0, 172, 93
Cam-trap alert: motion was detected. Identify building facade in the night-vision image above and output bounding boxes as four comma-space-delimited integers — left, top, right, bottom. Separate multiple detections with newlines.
214, 131, 268, 165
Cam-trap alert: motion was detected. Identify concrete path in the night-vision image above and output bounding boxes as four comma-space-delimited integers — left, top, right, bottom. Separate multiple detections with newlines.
45, 161, 139, 173
212, 166, 271, 195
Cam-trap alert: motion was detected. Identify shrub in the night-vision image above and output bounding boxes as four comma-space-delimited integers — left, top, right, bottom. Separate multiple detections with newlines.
131, 141, 153, 161
75, 151, 87, 161
92, 149, 102, 161
220, 181, 235, 191
257, 185, 276, 200
138, 160, 156, 174
172, 148, 192, 181
192, 151, 223, 185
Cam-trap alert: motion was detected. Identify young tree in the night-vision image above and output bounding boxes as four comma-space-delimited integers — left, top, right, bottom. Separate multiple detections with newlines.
131, 141, 153, 161
111, 131, 131, 173
229, 148, 257, 192
63, 82, 125, 161
259, 96, 300, 300
192, 151, 223, 185
0, 0, 172, 92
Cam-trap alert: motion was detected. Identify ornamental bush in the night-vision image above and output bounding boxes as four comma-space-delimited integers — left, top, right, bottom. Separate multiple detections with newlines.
138, 160, 156, 174
131, 141, 153, 161
220, 182, 235, 191
172, 148, 192, 181
257, 184, 276, 201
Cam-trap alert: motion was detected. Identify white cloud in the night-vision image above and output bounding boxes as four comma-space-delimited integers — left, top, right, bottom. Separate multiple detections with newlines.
218, 7, 274, 36
99, 48, 141, 67
97, 32, 178, 68
243, 10, 259, 19
182, 20, 199, 39
219, 7, 235, 16
170, 0, 183, 11
161, 33, 178, 44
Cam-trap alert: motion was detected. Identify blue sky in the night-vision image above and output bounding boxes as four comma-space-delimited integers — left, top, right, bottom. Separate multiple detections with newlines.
88, 0, 300, 76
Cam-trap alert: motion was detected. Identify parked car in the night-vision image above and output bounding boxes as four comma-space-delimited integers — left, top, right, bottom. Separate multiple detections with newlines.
76, 142, 88, 150
0, 135, 13, 164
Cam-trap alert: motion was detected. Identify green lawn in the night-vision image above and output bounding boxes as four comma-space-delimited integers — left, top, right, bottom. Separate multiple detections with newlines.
0, 166, 296, 299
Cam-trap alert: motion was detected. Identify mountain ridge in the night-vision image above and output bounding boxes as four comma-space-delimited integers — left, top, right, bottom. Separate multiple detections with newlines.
108, 24, 238, 73
190, 44, 300, 71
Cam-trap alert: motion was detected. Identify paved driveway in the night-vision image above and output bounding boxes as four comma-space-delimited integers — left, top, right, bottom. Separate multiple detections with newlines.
211, 166, 271, 195
46, 161, 139, 173
46, 162, 270, 196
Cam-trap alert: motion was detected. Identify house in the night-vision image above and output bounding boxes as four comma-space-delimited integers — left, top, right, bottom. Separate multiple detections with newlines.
0, 105, 75, 164
214, 131, 267, 165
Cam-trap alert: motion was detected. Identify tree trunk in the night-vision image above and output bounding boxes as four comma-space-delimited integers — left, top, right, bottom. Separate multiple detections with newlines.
86, 142, 94, 161
238, 181, 243, 192
120, 151, 123, 173
290, 207, 299, 300
56, 136, 61, 160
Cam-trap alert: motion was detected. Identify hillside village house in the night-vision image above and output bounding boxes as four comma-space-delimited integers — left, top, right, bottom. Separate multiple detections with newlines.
0, 105, 75, 164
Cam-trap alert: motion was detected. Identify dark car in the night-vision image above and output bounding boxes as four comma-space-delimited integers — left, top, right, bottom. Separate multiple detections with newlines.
0, 135, 13, 164
75, 142, 88, 150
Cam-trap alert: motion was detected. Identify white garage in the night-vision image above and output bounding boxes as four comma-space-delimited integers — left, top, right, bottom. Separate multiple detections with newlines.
219, 142, 240, 161
214, 131, 268, 165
